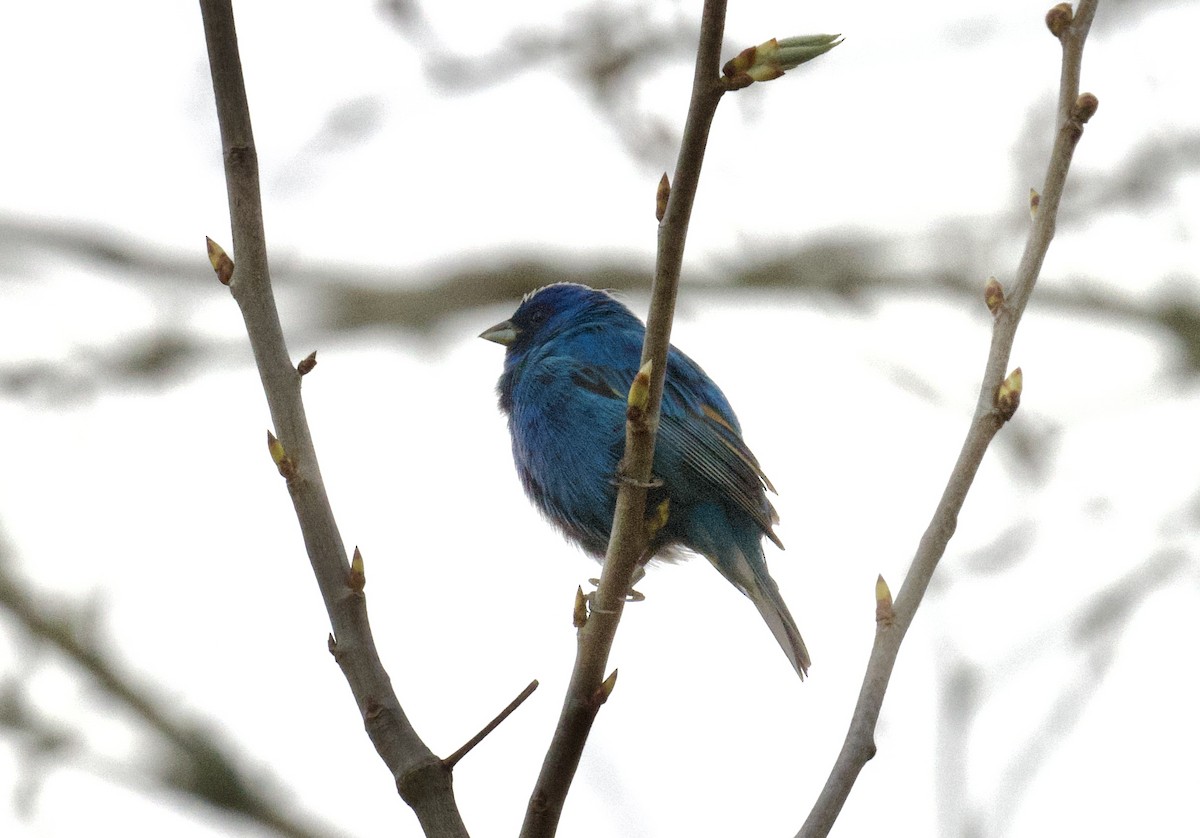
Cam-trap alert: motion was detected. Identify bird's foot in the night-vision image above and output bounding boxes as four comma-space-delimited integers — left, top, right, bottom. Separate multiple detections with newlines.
587, 565, 646, 602
611, 473, 664, 489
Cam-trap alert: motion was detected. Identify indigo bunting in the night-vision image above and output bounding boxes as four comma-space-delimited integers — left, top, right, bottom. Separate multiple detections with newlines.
480, 283, 810, 678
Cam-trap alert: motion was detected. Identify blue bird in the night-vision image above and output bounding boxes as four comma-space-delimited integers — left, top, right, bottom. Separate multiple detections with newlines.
480, 283, 810, 678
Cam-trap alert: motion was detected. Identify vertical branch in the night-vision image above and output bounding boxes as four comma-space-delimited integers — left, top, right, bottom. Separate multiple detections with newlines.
797, 3, 1100, 835
198, 2, 467, 835
519, 2, 729, 836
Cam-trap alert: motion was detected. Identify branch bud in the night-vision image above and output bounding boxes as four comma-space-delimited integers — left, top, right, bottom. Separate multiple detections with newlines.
656, 173, 670, 222
573, 586, 588, 629
627, 359, 653, 416
721, 34, 842, 90
1073, 92, 1099, 123
267, 430, 297, 479
297, 350, 318, 376
1029, 188, 1040, 220
995, 367, 1023, 420
1045, 3, 1073, 39
646, 497, 670, 541
875, 574, 894, 627
350, 546, 366, 592
206, 236, 234, 286
596, 669, 618, 705
984, 276, 1005, 316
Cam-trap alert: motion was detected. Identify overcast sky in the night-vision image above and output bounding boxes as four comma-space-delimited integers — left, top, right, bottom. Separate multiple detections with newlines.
1, 2, 1197, 836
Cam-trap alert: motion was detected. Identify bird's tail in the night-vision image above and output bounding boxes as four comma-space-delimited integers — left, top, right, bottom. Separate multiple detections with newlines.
716, 544, 811, 679
744, 571, 811, 679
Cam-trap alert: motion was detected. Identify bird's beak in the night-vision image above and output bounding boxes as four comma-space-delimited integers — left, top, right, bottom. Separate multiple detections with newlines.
479, 319, 518, 346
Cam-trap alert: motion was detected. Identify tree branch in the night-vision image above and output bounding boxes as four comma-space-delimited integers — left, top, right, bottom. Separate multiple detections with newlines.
797, 3, 1100, 834
519, 2, 730, 835
198, 2, 467, 835
443, 679, 540, 770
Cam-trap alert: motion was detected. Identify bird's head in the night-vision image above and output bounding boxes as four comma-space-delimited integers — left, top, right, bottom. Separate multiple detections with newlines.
479, 283, 626, 356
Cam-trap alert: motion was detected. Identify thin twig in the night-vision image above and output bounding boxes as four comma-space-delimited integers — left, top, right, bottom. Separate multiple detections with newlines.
518, 2, 729, 836
797, 3, 1100, 835
442, 680, 540, 770
197, 2, 467, 835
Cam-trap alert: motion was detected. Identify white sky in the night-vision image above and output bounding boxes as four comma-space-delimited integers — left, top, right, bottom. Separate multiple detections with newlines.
1, 1, 1198, 837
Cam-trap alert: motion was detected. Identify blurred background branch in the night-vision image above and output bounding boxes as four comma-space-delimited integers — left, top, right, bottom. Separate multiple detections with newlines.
0, 533, 340, 838
4, 213, 1199, 399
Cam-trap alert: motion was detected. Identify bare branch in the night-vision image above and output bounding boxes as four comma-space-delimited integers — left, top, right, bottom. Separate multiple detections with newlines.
442, 680, 540, 770
197, 2, 467, 834
797, 3, 1101, 834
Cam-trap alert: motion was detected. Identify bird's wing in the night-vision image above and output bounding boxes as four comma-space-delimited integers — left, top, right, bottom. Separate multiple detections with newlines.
565, 362, 625, 401
659, 350, 782, 547
541, 338, 781, 548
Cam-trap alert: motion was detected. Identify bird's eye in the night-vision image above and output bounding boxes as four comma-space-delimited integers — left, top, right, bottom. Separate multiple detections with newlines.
528, 307, 549, 327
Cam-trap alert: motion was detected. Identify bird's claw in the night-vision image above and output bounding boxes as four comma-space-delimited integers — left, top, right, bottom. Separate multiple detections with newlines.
612, 473, 664, 489
586, 564, 646, 602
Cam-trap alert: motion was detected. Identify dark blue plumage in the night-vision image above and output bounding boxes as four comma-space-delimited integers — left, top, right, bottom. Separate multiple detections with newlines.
480, 283, 810, 678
